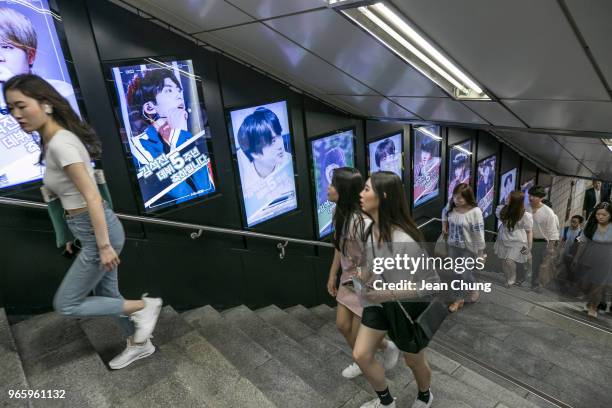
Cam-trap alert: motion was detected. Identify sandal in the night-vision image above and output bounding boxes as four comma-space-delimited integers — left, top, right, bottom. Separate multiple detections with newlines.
448, 299, 464, 313
587, 303, 598, 319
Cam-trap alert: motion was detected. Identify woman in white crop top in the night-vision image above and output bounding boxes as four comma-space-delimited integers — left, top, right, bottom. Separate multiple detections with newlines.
4, 74, 162, 370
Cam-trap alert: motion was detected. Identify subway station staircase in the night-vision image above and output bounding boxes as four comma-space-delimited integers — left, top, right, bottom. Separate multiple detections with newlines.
2, 292, 611, 407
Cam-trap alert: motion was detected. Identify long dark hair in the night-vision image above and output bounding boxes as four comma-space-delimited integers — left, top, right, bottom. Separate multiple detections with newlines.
584, 202, 611, 240
448, 183, 477, 213
3, 74, 101, 164
499, 190, 525, 231
332, 167, 365, 254
368, 171, 424, 244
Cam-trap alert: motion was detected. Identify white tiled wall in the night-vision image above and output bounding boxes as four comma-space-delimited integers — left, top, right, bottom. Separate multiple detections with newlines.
550, 176, 588, 227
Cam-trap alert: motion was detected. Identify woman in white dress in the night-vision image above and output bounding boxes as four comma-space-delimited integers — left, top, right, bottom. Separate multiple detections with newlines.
494, 191, 533, 287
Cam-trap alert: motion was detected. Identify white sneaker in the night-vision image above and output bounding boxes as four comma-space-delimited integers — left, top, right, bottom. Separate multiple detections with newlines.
342, 362, 362, 378
130, 294, 162, 343
411, 391, 433, 408
382, 340, 400, 370
360, 397, 396, 408
108, 338, 155, 370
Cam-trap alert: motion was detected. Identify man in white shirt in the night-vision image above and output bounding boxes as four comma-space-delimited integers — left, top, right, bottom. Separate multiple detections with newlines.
524, 186, 559, 292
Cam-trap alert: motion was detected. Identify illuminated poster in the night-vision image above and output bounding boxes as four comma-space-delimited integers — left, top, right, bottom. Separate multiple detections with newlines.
311, 129, 355, 238
521, 178, 535, 207
476, 155, 496, 218
229, 101, 297, 227
499, 168, 517, 206
413, 126, 441, 207
368, 133, 402, 178
447, 140, 472, 199
111, 59, 215, 212
0, 0, 80, 189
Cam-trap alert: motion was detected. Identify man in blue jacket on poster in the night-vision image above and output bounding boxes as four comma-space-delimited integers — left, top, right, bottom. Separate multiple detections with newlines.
126, 69, 213, 209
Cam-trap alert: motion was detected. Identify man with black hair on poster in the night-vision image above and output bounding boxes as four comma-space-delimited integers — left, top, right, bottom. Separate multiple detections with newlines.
126, 68, 213, 209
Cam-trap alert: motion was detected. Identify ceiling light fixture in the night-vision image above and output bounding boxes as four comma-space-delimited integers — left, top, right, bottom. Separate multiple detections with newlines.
452, 145, 473, 156
329, 1, 489, 100
415, 126, 442, 141
602, 138, 612, 152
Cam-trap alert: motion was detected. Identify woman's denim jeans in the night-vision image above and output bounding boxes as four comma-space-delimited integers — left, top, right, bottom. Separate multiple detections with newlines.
53, 202, 135, 336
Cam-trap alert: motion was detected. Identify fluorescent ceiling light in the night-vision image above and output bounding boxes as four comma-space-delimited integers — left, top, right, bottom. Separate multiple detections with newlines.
332, 1, 489, 100
452, 145, 473, 156
416, 126, 442, 140
602, 138, 612, 152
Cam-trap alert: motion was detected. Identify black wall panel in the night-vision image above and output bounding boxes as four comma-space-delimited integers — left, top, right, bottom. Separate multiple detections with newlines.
0, 0, 548, 313
500, 144, 521, 174
521, 160, 538, 185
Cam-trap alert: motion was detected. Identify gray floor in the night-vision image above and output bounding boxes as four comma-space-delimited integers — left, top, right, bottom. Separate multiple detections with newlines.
1, 288, 611, 407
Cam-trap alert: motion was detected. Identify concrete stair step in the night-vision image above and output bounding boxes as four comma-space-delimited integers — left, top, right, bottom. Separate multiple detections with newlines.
10, 312, 113, 407
448, 299, 612, 391
79, 306, 274, 408
182, 305, 328, 408
309, 304, 338, 323
297, 304, 548, 408
255, 305, 411, 397
0, 308, 31, 408
437, 320, 609, 408
284, 304, 329, 331
481, 284, 612, 348
222, 305, 372, 407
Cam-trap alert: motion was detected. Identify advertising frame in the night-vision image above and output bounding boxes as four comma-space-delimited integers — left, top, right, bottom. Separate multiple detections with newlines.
103, 55, 219, 215
366, 129, 404, 180
308, 126, 356, 240
225, 98, 300, 229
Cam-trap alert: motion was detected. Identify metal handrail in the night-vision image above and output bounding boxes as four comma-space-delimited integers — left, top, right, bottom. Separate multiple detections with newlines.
0, 197, 333, 251
0, 197, 444, 255
0, 197, 493, 246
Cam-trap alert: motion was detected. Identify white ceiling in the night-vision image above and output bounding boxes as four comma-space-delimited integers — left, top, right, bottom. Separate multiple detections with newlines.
113, 0, 612, 180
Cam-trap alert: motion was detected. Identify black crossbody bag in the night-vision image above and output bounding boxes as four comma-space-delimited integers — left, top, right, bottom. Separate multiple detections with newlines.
370, 232, 449, 341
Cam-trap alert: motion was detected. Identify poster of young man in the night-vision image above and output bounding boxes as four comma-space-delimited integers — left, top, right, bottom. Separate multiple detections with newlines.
111, 59, 215, 212
368, 133, 402, 178
499, 168, 517, 206
229, 101, 298, 227
447, 140, 472, 200
521, 178, 535, 207
413, 126, 441, 207
476, 155, 496, 217
0, 0, 80, 189
311, 129, 355, 238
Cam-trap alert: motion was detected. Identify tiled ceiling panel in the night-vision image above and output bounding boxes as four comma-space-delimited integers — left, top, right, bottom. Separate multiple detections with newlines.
266, 9, 447, 97
392, 0, 609, 100
123, 0, 253, 33
199, 24, 375, 95
496, 131, 574, 168
332, 95, 418, 119
503, 100, 612, 133
554, 135, 607, 145
558, 142, 612, 162
579, 160, 612, 179
557, 162, 595, 178
389, 97, 487, 124
225, 0, 325, 19
461, 101, 525, 127
565, 0, 612, 87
